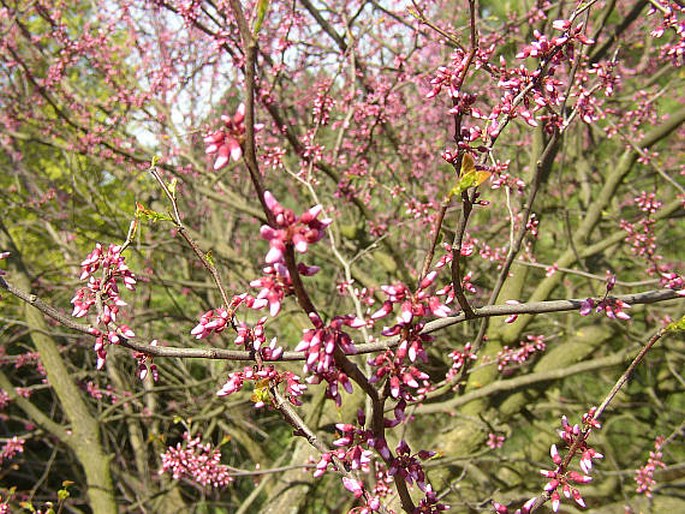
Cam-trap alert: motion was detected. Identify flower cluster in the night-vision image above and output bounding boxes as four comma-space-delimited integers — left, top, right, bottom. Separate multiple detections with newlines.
432, 239, 475, 271
541, 413, 604, 512
84, 381, 118, 403
248, 191, 330, 317
492, 498, 536, 514
370, 463, 395, 502
495, 410, 604, 513
315, 410, 387, 478
260, 191, 332, 265
368, 346, 431, 408
540, 443, 593, 511
204, 103, 263, 170
579, 297, 631, 320
0, 436, 25, 466
190, 308, 232, 339
648, 1, 685, 67
445, 342, 477, 381
413, 485, 449, 514
616, 193, 685, 296
159, 431, 233, 488
71, 243, 136, 318
660, 271, 685, 295
233, 317, 284, 359
296, 312, 361, 406
490, 169, 526, 193
250, 261, 319, 317
579, 273, 630, 320
190, 293, 269, 340
216, 365, 305, 407
389, 440, 435, 492
312, 80, 335, 125
426, 48, 472, 99
635, 435, 667, 497
70, 243, 136, 369
329, 435, 444, 513
372, 273, 451, 330
635, 191, 663, 214
0, 389, 10, 410
620, 217, 657, 259
133, 339, 159, 382
367, 272, 451, 413
342, 476, 366, 499
486, 433, 506, 449
620, 190, 664, 262
496, 334, 546, 372
340, 476, 388, 514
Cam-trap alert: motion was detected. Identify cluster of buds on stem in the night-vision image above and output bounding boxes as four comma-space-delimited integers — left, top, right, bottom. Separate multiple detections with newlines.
204, 103, 263, 170
70, 243, 136, 369
579, 272, 631, 321
635, 435, 667, 497
216, 365, 305, 408
260, 191, 332, 265
159, 431, 234, 488
295, 312, 362, 406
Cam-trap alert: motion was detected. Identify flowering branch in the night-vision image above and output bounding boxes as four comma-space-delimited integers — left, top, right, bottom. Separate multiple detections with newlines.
2, 271, 679, 361
509, 319, 683, 513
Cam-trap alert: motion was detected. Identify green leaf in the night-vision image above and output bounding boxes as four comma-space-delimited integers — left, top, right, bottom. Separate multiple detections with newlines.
449, 171, 490, 197
135, 202, 173, 223
448, 153, 492, 198
253, 0, 270, 36
168, 178, 178, 199
57, 484, 71, 502
667, 314, 685, 332
251, 379, 271, 405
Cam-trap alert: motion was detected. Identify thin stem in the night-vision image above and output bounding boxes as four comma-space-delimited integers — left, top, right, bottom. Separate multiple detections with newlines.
148, 165, 233, 318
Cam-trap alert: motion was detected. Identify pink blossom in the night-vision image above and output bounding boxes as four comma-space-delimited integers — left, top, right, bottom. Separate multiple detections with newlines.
0, 389, 10, 409
250, 263, 292, 316
260, 191, 331, 265
159, 431, 234, 488
190, 308, 231, 339
504, 300, 521, 323
0, 436, 25, 466
204, 103, 264, 170
71, 244, 137, 368
446, 343, 477, 381
295, 312, 360, 406
387, 440, 434, 492
580, 297, 631, 320
217, 365, 304, 406
486, 433, 506, 449
635, 435, 667, 497
497, 334, 546, 372
342, 476, 364, 498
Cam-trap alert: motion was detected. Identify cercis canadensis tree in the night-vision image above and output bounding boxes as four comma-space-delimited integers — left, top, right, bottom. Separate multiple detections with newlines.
1, 0, 684, 512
